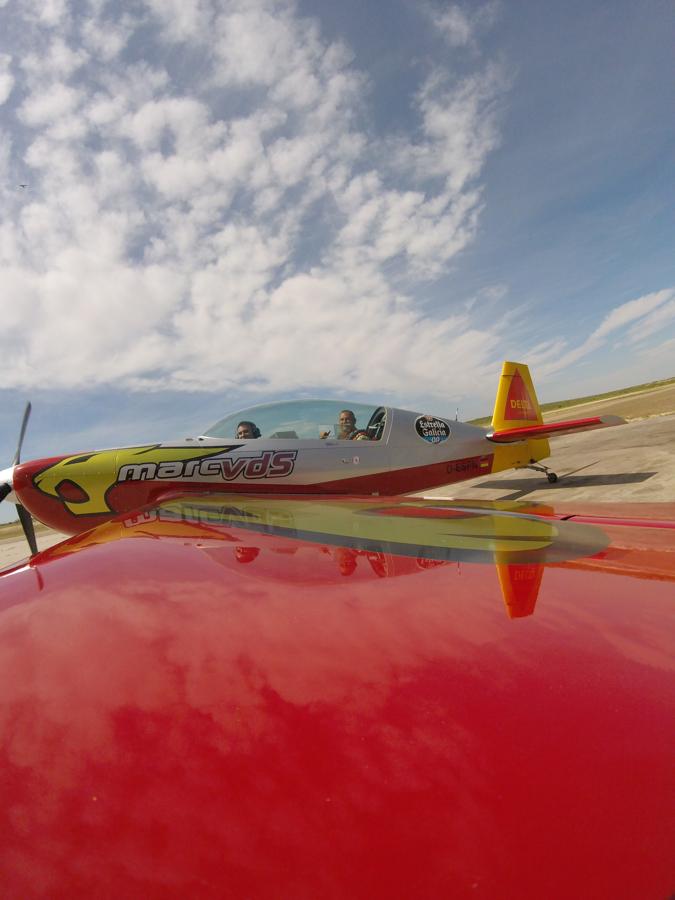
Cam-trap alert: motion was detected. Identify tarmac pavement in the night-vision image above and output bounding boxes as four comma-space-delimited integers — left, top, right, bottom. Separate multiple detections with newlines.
0, 529, 65, 570
424, 413, 675, 504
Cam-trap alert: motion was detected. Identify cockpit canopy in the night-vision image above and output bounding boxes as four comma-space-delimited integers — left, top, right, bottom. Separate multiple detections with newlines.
203, 400, 386, 441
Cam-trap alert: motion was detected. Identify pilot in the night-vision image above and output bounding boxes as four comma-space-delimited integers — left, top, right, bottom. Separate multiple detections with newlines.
236, 421, 261, 439
322, 410, 369, 440
234, 546, 260, 564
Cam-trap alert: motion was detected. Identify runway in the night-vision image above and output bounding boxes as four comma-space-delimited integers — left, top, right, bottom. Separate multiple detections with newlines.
425, 412, 675, 505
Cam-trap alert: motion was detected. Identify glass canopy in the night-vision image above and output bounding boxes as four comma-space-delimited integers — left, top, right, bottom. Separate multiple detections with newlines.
203, 400, 385, 441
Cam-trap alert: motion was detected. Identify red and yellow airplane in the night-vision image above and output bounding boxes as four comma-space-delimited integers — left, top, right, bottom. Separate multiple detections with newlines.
0, 361, 624, 541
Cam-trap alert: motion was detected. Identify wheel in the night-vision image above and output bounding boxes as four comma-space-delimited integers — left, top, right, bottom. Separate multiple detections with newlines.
547, 472, 558, 484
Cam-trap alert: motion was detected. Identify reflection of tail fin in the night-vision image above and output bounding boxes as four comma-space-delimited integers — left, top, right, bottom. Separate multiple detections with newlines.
491, 361, 543, 431
496, 563, 543, 618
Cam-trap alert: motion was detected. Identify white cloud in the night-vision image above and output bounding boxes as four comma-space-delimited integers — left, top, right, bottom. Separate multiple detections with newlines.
591, 289, 674, 340
145, 0, 215, 43
390, 64, 507, 196
522, 288, 675, 380
21, 37, 88, 78
122, 97, 216, 152
22, 0, 68, 28
427, 2, 501, 49
0, 53, 13, 105
432, 6, 473, 47
80, 13, 139, 61
18, 82, 82, 126
626, 296, 675, 344
0, 0, 517, 403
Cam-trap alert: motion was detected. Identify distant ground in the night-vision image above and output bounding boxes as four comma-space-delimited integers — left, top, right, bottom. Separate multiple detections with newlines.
542, 380, 675, 423
470, 375, 675, 425
0, 522, 65, 568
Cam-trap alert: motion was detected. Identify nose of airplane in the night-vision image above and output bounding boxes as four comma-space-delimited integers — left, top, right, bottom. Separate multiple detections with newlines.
12, 454, 85, 502
9, 452, 122, 535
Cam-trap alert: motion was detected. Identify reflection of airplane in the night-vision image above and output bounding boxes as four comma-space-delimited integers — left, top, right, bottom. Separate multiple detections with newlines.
0, 362, 625, 545
11, 495, 673, 620
0, 490, 673, 895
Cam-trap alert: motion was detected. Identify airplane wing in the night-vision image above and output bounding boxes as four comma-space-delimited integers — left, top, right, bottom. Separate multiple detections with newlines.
487, 413, 625, 443
0, 494, 673, 897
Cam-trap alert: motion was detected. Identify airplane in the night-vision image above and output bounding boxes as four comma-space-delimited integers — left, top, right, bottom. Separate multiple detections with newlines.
0, 361, 672, 897
0, 361, 625, 550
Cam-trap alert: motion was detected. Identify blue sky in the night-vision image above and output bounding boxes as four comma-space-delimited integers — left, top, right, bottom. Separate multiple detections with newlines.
1, 0, 674, 523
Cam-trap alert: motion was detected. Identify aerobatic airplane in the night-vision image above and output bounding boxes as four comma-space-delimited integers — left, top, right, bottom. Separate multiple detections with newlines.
1, 362, 673, 898
0, 361, 624, 549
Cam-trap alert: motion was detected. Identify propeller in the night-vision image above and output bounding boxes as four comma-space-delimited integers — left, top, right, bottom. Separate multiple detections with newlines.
17, 504, 38, 557
14, 401, 32, 466
1, 402, 38, 556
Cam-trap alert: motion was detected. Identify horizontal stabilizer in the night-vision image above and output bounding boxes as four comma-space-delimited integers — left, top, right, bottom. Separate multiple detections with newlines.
486, 415, 625, 444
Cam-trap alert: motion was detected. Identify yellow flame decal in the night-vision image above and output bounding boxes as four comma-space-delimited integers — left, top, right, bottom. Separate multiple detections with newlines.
33, 445, 231, 516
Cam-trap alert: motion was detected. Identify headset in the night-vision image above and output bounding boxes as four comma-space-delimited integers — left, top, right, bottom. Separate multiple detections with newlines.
237, 421, 261, 439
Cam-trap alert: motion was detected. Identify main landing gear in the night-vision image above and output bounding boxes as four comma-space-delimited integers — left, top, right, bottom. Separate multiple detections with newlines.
523, 462, 558, 483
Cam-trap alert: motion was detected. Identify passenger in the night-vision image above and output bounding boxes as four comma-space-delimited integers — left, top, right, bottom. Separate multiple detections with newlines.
322, 409, 369, 440
236, 421, 261, 439
333, 547, 358, 577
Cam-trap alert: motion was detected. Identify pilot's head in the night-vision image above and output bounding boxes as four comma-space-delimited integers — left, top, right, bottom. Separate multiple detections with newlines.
337, 409, 356, 438
335, 547, 357, 576
237, 421, 260, 439
234, 546, 260, 564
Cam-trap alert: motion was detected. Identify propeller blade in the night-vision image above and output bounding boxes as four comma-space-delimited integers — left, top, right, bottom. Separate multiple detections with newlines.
13, 401, 32, 466
17, 503, 38, 557
2, 402, 38, 555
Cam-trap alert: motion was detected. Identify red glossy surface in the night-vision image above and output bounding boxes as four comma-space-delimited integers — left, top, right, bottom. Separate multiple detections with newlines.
0, 497, 673, 898
488, 416, 607, 442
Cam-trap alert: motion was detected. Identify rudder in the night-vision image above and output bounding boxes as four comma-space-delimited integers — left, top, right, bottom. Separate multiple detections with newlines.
491, 362, 543, 431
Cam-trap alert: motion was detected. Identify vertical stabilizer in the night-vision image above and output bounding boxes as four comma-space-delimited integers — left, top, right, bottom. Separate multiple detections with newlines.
491, 362, 543, 431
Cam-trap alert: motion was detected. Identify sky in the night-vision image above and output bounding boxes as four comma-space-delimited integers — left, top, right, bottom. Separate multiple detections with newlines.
0, 0, 674, 522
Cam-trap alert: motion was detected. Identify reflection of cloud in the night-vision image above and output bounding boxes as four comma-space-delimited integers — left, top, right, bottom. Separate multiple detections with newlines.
0, 538, 672, 894
0, 547, 503, 891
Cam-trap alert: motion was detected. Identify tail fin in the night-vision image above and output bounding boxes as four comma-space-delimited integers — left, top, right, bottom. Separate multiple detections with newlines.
491, 361, 543, 432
